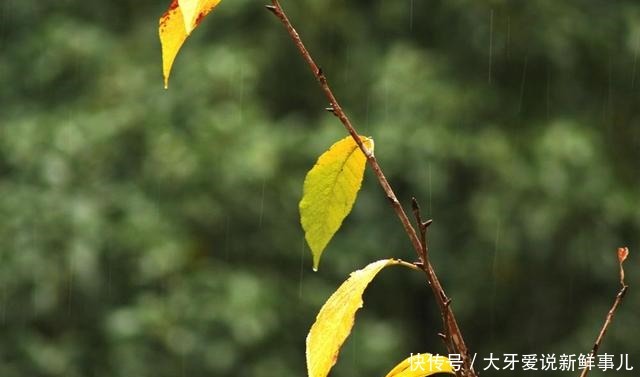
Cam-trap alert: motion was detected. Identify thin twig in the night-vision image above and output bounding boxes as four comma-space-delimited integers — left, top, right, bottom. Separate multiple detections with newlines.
411, 197, 433, 262
412, 197, 460, 356
264, 2, 422, 261
266, 2, 477, 376
578, 247, 630, 377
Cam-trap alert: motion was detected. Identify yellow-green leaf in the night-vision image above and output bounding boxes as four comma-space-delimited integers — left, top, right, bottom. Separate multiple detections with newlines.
385, 354, 454, 377
158, 0, 222, 88
299, 135, 373, 270
306, 259, 405, 377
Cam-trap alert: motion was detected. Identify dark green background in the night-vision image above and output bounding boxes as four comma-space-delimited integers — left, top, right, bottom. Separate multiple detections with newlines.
1, 0, 638, 376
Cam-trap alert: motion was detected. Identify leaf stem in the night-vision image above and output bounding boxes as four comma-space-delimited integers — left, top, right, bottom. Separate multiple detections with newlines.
395, 259, 421, 271
266, 2, 477, 376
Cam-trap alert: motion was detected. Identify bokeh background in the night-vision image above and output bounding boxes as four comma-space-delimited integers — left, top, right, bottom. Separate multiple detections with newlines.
1, 0, 639, 376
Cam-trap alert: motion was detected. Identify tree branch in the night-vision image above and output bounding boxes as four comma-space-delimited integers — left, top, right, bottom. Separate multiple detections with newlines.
266, 2, 477, 376
578, 247, 630, 377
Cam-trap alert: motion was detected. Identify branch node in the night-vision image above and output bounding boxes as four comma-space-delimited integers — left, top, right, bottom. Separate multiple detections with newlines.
325, 106, 338, 116
620, 285, 628, 298
411, 197, 429, 261
264, 4, 277, 14
385, 194, 399, 206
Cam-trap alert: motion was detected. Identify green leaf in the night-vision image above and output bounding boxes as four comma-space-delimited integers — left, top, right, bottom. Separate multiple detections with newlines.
299, 135, 373, 270
384, 354, 455, 377
306, 259, 406, 377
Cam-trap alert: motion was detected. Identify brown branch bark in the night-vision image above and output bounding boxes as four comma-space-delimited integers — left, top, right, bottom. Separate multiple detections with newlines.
266, 2, 477, 376
578, 247, 630, 377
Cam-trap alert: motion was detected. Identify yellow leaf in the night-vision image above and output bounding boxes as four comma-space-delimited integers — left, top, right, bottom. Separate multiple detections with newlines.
178, 0, 222, 34
158, 0, 222, 88
385, 354, 455, 377
306, 259, 404, 377
299, 135, 373, 271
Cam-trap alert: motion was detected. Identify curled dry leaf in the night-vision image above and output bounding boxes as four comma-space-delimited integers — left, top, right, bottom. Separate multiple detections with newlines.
617, 247, 629, 284
617, 247, 629, 264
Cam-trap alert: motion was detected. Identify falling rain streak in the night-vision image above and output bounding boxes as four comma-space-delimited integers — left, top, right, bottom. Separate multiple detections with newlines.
488, 9, 494, 84
633, 34, 639, 88
365, 94, 370, 128
239, 64, 245, 124
1, 284, 5, 325
409, 0, 414, 31
428, 163, 432, 214
490, 218, 501, 341
607, 58, 613, 122
518, 56, 529, 114
224, 216, 230, 260
259, 177, 266, 229
546, 68, 551, 119
67, 260, 74, 316
299, 237, 306, 299
506, 15, 511, 61
384, 79, 390, 122
107, 253, 112, 298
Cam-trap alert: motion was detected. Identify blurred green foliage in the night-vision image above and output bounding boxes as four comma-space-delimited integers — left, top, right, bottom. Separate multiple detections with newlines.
0, 0, 638, 376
